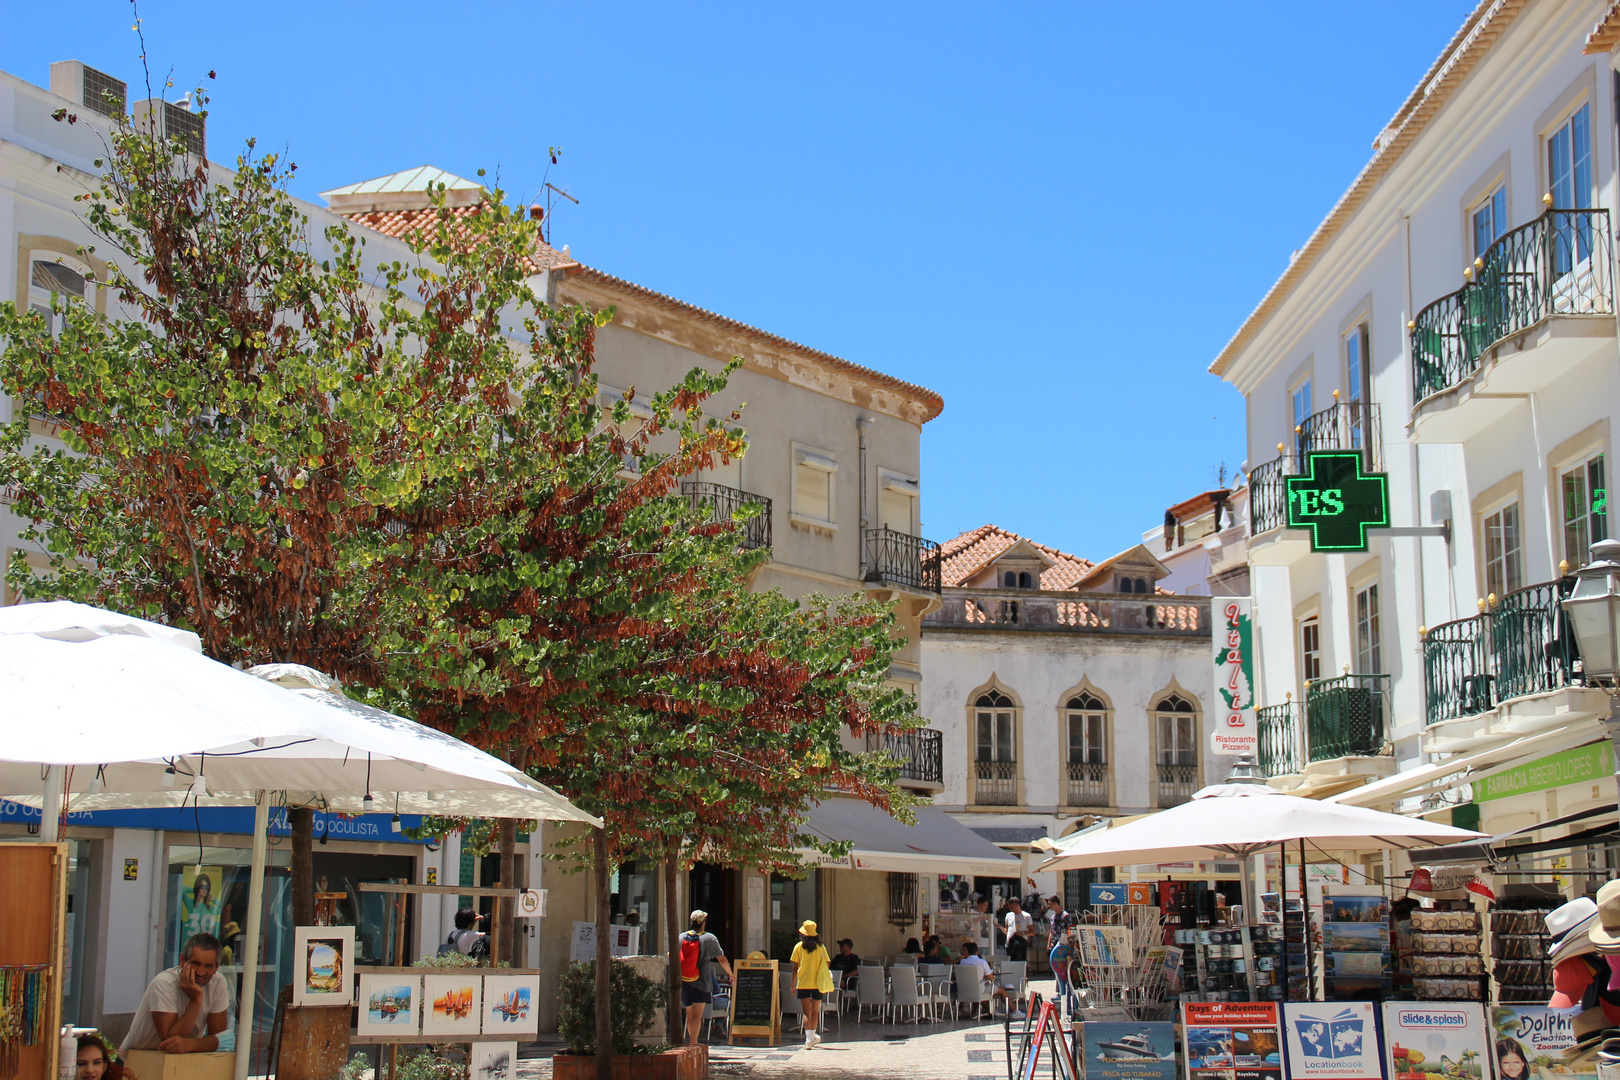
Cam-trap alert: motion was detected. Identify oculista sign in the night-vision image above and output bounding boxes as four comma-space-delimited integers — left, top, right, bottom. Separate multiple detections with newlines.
1212, 598, 1256, 755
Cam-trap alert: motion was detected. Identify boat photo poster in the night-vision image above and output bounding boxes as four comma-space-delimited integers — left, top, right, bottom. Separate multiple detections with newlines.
1281, 1002, 1380, 1080
1080, 1021, 1176, 1080
1182, 1002, 1283, 1080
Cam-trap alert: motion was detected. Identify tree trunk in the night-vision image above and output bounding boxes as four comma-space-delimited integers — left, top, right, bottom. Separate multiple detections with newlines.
594, 827, 612, 1080
289, 807, 314, 926
665, 857, 681, 1044
498, 818, 518, 965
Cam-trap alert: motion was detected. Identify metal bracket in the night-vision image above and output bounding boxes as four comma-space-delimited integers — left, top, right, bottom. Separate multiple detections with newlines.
1381, 522, 1451, 544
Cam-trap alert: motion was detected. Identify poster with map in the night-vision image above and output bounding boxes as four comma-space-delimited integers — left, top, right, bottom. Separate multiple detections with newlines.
1282, 1003, 1379, 1080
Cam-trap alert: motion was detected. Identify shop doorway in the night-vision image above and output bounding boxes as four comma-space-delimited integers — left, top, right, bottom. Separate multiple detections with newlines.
768, 871, 819, 962
689, 863, 738, 959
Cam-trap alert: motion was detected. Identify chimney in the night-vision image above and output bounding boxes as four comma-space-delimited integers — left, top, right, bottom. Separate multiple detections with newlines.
49, 60, 127, 119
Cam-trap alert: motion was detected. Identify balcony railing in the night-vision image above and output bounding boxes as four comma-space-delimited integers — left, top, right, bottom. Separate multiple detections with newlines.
866, 728, 943, 786
1256, 702, 1302, 778
681, 481, 771, 551
1412, 208, 1614, 402
1422, 578, 1579, 725
1296, 400, 1381, 470
1066, 761, 1109, 807
864, 528, 942, 594
1156, 762, 1197, 807
1305, 674, 1390, 759
925, 590, 1206, 636
1248, 454, 1295, 535
974, 760, 1017, 805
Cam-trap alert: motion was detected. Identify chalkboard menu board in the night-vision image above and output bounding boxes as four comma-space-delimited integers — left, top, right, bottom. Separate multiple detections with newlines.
728, 959, 779, 1043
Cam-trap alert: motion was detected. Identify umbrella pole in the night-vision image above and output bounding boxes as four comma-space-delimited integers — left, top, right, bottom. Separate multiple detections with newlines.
234, 790, 270, 1080
40, 765, 63, 843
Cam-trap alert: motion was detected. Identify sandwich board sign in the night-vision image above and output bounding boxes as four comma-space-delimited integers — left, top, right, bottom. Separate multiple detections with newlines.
728, 958, 780, 1044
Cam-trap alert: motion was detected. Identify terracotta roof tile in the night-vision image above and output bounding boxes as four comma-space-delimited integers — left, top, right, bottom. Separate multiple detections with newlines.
1586, 1, 1620, 53
939, 525, 1094, 590
340, 206, 574, 275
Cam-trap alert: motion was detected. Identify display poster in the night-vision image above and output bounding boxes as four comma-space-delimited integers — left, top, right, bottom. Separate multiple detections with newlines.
1082, 1021, 1176, 1080
1490, 1006, 1591, 1080
1382, 1003, 1488, 1080
1091, 883, 1128, 906
1077, 926, 1133, 967
1281, 1003, 1380, 1080
1212, 598, 1256, 755
1127, 884, 1154, 906
292, 924, 354, 1007
569, 921, 597, 963
1322, 889, 1390, 999
1183, 1001, 1283, 1080
179, 864, 222, 942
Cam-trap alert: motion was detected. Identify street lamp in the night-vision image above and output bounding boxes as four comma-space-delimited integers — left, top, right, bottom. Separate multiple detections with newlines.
1560, 539, 1620, 827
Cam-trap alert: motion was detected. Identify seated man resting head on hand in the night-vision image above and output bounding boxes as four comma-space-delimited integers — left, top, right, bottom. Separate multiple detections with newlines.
121, 933, 231, 1056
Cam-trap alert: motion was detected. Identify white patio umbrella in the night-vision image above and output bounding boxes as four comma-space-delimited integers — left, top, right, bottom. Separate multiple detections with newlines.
1035, 784, 1485, 920
0, 602, 599, 1080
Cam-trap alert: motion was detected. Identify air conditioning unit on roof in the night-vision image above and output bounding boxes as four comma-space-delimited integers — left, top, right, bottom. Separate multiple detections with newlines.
49, 60, 127, 118
133, 96, 205, 159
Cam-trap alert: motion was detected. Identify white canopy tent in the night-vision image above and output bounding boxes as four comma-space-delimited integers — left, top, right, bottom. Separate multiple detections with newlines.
0, 602, 599, 1080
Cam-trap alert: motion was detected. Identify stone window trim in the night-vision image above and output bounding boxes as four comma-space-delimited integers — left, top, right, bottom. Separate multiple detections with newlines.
1459, 150, 1513, 260
964, 676, 1023, 809
15, 236, 109, 319
1147, 680, 1202, 809
1535, 68, 1598, 203
1546, 419, 1610, 572
790, 441, 838, 531
1058, 680, 1113, 810
1471, 472, 1526, 604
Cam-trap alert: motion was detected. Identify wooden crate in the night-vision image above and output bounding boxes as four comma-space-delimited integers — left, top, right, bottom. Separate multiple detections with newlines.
122, 1050, 237, 1080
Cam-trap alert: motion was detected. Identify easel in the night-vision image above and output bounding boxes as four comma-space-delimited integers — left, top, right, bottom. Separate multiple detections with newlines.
352, 882, 544, 1080
726, 958, 780, 1045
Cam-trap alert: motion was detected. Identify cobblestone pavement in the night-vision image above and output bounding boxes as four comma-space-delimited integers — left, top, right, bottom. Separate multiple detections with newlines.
511, 979, 1062, 1080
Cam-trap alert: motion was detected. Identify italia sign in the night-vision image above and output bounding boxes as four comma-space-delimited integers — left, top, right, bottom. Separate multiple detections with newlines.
1285, 452, 1390, 553
1212, 598, 1256, 755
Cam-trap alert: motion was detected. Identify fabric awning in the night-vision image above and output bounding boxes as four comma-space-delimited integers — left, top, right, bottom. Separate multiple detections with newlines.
1327, 726, 1603, 809
802, 800, 1022, 876
1415, 802, 1620, 866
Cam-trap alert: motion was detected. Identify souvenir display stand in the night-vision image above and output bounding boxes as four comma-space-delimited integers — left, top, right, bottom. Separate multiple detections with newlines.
0, 842, 66, 1080
1072, 906, 1179, 1020
1487, 904, 1552, 1004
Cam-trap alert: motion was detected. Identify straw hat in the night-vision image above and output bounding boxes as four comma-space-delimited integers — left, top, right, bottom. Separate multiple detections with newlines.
1570, 1007, 1617, 1055
799, 920, 818, 937
1550, 898, 1600, 941
1592, 882, 1620, 953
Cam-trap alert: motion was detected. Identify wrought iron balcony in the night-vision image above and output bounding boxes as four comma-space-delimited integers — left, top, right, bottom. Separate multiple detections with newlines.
1422, 578, 1579, 725
1248, 453, 1295, 536
681, 481, 771, 551
866, 728, 943, 786
1066, 760, 1108, 807
1156, 762, 1197, 807
1250, 401, 1381, 539
1305, 674, 1390, 759
864, 527, 942, 594
1412, 208, 1614, 402
974, 759, 1017, 805
925, 590, 1206, 636
1256, 702, 1302, 778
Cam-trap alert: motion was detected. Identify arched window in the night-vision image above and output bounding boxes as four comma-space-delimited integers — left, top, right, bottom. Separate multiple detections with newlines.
1065, 692, 1109, 807
1153, 693, 1198, 807
1003, 571, 1017, 588
1135, 577, 1149, 593
1019, 571, 1034, 589
28, 258, 86, 335
973, 690, 1017, 805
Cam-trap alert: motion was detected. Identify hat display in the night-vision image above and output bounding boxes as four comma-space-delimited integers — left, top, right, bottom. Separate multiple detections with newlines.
1593, 882, 1620, 954
1552, 914, 1601, 965
1571, 1007, 1617, 1053
1551, 898, 1601, 941
799, 920, 818, 937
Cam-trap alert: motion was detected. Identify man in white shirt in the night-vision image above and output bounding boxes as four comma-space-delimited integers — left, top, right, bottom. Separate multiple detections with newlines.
959, 942, 1023, 1019
121, 934, 231, 1055
1003, 898, 1034, 962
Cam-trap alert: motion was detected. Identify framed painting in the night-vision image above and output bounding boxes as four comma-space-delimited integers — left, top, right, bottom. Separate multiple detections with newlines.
358, 974, 420, 1037
292, 925, 354, 1008
421, 973, 483, 1037
481, 974, 540, 1036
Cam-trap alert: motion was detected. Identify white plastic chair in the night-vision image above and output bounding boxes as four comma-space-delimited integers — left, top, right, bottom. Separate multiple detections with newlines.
955, 962, 993, 1021
998, 960, 1029, 1000
918, 964, 950, 1018
703, 993, 730, 1041
780, 972, 806, 1033
856, 967, 891, 1023
890, 969, 928, 1023
892, 953, 918, 966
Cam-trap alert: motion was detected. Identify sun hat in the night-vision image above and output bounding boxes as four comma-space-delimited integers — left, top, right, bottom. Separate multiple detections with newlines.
1572, 1006, 1618, 1052
1551, 898, 1600, 941
1592, 882, 1620, 953
799, 920, 818, 937
1552, 912, 1601, 965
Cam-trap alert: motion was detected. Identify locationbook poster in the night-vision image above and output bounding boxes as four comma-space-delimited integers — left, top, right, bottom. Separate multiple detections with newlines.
1281, 1002, 1379, 1080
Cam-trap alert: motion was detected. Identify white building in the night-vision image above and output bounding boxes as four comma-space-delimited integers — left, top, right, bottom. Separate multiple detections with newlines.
1211, 0, 1620, 874
920, 525, 1216, 903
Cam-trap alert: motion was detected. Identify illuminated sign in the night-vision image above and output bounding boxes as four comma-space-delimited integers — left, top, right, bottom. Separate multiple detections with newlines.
1212, 598, 1255, 756
1285, 452, 1390, 552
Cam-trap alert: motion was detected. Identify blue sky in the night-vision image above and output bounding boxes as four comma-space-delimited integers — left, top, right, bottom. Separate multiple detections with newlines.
1, 1, 1476, 560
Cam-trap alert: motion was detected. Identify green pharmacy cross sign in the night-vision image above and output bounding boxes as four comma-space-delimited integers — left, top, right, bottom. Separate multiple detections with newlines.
1285, 451, 1391, 552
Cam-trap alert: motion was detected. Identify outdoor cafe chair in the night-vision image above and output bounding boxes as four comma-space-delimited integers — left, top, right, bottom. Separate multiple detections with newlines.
780, 971, 809, 1033
889, 968, 929, 1024
856, 967, 891, 1023
891, 954, 917, 966
820, 987, 842, 1031
998, 960, 1029, 999
954, 963, 994, 1021
703, 993, 730, 1042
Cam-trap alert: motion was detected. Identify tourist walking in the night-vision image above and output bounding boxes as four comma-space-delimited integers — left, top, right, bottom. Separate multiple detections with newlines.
790, 920, 835, 1048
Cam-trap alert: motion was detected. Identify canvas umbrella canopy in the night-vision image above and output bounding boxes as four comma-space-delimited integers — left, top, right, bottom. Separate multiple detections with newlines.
1035, 784, 1484, 872
0, 602, 599, 1080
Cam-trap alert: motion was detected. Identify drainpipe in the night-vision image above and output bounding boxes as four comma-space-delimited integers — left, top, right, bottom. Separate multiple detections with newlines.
857, 416, 873, 578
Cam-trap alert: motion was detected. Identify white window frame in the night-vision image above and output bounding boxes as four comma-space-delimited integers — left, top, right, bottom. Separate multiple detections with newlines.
876, 467, 919, 536
790, 442, 838, 529
1481, 497, 1525, 602
597, 381, 655, 478
1354, 580, 1382, 675
1558, 451, 1607, 570
1298, 614, 1322, 687
1471, 184, 1508, 260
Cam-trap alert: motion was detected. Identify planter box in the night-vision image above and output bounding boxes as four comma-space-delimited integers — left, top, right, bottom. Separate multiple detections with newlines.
552, 1044, 708, 1080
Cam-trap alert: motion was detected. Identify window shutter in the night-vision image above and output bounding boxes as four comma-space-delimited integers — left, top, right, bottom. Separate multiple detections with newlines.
880, 488, 915, 534
794, 462, 830, 520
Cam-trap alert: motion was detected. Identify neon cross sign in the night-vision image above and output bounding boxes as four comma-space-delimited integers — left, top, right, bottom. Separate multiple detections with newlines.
1285, 451, 1391, 552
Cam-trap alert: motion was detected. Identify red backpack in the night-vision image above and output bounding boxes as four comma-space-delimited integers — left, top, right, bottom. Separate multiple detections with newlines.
679, 932, 702, 980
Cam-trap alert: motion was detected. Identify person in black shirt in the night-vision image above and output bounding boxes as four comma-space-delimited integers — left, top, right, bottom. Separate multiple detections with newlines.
829, 939, 861, 991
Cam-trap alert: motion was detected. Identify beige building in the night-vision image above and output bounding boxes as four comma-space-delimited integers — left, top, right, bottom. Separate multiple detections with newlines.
321, 167, 1013, 1025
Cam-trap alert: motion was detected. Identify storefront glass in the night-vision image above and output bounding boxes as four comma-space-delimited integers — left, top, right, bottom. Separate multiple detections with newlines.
768, 871, 819, 961
610, 861, 659, 956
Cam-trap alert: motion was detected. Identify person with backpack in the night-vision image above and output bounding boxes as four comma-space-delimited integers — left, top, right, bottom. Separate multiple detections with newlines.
679, 909, 732, 1045
440, 909, 489, 959
789, 921, 834, 1048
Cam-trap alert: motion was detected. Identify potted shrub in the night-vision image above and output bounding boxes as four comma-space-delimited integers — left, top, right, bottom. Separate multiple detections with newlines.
553, 960, 707, 1080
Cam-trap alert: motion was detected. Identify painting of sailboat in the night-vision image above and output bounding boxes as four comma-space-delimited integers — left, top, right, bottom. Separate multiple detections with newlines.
357, 975, 421, 1036
481, 975, 541, 1036
421, 975, 482, 1036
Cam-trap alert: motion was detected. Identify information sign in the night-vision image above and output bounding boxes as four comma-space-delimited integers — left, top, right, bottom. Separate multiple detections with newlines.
1183, 1001, 1283, 1080
728, 958, 779, 1044
1081, 1021, 1176, 1080
1285, 452, 1390, 552
1212, 598, 1256, 756
1382, 1003, 1488, 1080
1090, 882, 1127, 906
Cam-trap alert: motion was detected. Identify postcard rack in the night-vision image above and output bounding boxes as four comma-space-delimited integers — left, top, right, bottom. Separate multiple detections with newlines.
1072, 906, 1176, 1019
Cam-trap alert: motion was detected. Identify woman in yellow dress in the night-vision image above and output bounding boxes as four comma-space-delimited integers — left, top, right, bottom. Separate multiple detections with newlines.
789, 921, 835, 1048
